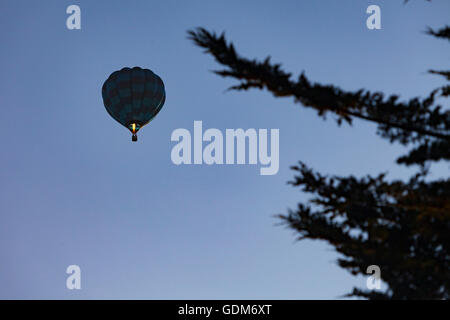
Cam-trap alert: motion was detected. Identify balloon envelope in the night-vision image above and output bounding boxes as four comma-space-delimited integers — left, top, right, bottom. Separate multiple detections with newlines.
102, 67, 165, 140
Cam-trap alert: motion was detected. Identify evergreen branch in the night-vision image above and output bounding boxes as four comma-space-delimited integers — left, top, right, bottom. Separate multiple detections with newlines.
427, 26, 450, 41
188, 28, 450, 143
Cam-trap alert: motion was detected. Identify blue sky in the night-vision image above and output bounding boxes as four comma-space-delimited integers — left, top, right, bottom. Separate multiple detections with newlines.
0, 0, 448, 299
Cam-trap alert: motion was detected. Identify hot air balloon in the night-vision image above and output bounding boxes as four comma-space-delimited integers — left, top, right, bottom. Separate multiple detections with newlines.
102, 67, 166, 141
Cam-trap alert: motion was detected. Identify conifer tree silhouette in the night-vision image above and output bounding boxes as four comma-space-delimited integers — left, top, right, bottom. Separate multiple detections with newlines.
188, 6, 449, 299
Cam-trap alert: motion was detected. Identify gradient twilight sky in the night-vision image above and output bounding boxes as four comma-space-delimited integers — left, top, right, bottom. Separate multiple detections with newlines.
0, 0, 448, 299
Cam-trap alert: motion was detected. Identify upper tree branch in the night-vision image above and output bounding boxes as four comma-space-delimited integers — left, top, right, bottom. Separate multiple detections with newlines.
188, 28, 450, 143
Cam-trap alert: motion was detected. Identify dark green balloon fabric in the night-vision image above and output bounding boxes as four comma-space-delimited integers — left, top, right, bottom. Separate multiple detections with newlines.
102, 67, 165, 131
